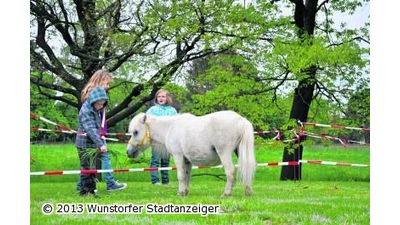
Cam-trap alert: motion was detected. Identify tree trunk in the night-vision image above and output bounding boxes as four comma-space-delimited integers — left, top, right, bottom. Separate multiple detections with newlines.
280, 83, 314, 180
281, 144, 303, 180
280, 0, 318, 181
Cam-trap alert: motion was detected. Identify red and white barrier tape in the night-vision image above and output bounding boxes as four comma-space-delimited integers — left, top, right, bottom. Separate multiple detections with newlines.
30, 160, 369, 176
30, 113, 119, 141
305, 131, 348, 147
104, 130, 280, 137
300, 121, 370, 131
105, 132, 130, 136
30, 112, 369, 145
31, 127, 75, 134
299, 160, 369, 167
78, 130, 280, 138
30, 112, 76, 132
31, 127, 119, 142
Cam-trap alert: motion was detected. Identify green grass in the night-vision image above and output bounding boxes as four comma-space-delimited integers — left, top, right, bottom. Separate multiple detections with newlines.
30, 143, 370, 224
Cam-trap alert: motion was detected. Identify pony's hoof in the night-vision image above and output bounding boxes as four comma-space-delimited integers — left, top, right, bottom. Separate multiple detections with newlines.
245, 187, 252, 196
221, 193, 231, 197
245, 191, 252, 196
178, 190, 189, 196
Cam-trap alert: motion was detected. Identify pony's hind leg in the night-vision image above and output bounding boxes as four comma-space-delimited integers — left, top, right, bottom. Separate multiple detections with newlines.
218, 153, 235, 197
245, 185, 252, 196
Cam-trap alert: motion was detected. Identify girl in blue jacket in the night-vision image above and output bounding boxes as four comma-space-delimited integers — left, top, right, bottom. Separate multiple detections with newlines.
75, 86, 108, 197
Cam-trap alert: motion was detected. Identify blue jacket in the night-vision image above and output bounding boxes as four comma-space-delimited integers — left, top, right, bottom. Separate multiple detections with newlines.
146, 105, 178, 117
75, 87, 108, 149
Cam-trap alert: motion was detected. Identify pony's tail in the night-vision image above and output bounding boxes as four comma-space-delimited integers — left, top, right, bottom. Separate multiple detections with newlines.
237, 118, 256, 192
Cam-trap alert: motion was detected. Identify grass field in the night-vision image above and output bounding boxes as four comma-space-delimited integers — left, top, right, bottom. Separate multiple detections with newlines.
30, 143, 370, 225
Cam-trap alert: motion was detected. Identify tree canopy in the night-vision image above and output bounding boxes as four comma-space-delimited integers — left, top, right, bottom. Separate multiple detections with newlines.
30, 0, 369, 136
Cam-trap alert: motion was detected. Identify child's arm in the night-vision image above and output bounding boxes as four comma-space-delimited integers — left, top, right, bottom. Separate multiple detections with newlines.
81, 113, 106, 150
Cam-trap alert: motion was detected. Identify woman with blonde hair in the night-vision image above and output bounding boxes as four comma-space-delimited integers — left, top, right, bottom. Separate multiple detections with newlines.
146, 89, 178, 185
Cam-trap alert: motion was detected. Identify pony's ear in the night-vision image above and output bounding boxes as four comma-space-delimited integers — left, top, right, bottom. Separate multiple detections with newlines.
142, 114, 147, 124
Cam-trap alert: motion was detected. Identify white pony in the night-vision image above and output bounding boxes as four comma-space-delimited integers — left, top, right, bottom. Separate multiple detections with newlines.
126, 110, 256, 197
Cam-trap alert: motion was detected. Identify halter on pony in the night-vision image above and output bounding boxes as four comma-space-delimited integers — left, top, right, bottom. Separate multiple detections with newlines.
128, 122, 151, 152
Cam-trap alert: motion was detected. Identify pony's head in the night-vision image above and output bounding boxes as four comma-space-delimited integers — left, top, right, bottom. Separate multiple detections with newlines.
126, 113, 151, 158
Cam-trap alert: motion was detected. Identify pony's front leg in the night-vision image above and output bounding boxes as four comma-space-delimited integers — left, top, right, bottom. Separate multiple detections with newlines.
174, 156, 191, 196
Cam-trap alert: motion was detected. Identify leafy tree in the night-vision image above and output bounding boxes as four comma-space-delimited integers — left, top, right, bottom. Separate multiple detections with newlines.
258, 0, 370, 180
344, 87, 370, 126
30, 72, 77, 142
183, 52, 291, 130
342, 86, 370, 143
31, 0, 279, 128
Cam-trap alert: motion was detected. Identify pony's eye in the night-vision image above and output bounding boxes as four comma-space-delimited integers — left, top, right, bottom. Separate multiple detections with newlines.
133, 130, 138, 136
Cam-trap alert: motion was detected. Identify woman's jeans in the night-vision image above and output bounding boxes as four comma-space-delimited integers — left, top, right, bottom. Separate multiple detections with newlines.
150, 149, 170, 184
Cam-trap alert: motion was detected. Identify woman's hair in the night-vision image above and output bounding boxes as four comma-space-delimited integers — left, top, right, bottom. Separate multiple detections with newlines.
81, 69, 112, 102
154, 89, 173, 105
